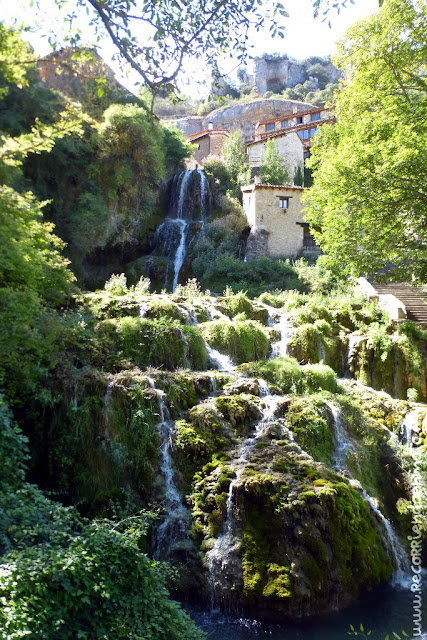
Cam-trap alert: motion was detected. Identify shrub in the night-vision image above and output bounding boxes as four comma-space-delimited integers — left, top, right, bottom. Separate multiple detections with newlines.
302, 363, 338, 393
200, 319, 269, 364
104, 273, 128, 295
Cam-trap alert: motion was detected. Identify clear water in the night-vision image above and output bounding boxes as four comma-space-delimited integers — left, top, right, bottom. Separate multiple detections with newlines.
186, 582, 427, 639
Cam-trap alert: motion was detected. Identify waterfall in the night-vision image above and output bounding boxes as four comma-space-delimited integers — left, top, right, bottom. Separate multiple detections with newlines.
197, 168, 211, 225
206, 344, 236, 372
258, 303, 295, 358
152, 169, 211, 292
147, 377, 189, 556
172, 219, 188, 292
206, 385, 284, 607
317, 334, 326, 363
326, 401, 409, 585
103, 381, 114, 440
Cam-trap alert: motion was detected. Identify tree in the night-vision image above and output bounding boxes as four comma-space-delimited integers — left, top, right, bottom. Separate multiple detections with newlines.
294, 163, 304, 187
303, 0, 427, 283
222, 130, 251, 197
259, 139, 290, 185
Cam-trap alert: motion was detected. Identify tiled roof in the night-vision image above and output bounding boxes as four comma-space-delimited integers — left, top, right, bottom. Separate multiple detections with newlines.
187, 129, 230, 141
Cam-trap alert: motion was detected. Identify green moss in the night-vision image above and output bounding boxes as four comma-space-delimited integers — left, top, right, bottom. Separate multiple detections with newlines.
262, 562, 293, 599
181, 325, 208, 370
215, 394, 260, 429
216, 291, 254, 318
142, 296, 182, 321
237, 357, 304, 394
288, 323, 319, 364
200, 319, 269, 364
302, 363, 338, 393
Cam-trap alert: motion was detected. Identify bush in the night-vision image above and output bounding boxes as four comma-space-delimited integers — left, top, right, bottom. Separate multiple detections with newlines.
302, 363, 338, 393
200, 319, 269, 364
0, 393, 205, 640
237, 357, 304, 394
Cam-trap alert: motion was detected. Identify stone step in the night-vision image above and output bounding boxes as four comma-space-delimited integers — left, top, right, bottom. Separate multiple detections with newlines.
370, 282, 427, 325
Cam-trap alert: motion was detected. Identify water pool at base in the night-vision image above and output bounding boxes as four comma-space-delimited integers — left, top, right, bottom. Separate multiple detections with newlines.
186, 582, 426, 640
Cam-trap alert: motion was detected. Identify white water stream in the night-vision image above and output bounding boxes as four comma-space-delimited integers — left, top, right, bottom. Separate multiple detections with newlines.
326, 401, 410, 586
206, 383, 285, 606
147, 376, 189, 555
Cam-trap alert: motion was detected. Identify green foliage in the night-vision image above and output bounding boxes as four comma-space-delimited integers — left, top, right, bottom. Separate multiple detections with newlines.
259, 139, 290, 185
237, 357, 304, 394
0, 394, 205, 639
221, 130, 251, 198
0, 187, 77, 401
294, 163, 304, 187
195, 254, 304, 297
200, 318, 269, 364
304, 0, 427, 283
302, 363, 338, 393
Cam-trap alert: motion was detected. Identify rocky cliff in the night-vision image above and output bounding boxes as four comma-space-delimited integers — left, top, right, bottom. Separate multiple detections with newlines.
164, 98, 314, 140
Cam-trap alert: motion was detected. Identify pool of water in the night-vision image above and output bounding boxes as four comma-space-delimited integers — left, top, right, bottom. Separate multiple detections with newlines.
187, 582, 426, 639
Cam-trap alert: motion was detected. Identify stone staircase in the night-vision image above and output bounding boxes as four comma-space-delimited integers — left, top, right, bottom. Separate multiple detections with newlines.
371, 283, 427, 325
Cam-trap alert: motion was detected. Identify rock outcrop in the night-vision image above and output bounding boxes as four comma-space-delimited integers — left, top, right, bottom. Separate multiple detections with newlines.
165, 98, 315, 140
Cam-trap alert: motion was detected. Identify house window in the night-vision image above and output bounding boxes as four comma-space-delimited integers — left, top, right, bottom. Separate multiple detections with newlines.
281, 120, 288, 128
311, 112, 320, 121
298, 129, 310, 140
279, 197, 289, 210
266, 123, 275, 132
297, 116, 303, 124
310, 127, 317, 138
304, 150, 311, 160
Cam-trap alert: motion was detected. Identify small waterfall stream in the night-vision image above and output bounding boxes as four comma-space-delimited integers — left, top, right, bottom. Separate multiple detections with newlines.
153, 169, 211, 292
147, 376, 189, 555
206, 383, 285, 607
326, 401, 410, 585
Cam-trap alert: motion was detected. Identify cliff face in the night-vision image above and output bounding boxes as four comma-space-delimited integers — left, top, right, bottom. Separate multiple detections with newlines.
38, 47, 139, 117
165, 98, 315, 140
254, 55, 342, 95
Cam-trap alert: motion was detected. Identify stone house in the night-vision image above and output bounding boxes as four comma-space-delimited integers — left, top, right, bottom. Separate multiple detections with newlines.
185, 128, 230, 169
246, 131, 303, 181
252, 105, 334, 162
241, 182, 318, 259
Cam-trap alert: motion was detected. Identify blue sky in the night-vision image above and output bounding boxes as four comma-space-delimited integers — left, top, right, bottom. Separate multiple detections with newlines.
0, 0, 378, 96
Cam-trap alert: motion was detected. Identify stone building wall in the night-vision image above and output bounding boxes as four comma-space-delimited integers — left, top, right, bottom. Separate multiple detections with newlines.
241, 185, 305, 258
185, 131, 229, 169
247, 132, 303, 179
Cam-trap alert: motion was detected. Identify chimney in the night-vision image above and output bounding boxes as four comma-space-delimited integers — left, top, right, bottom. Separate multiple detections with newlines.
208, 121, 213, 130
254, 175, 261, 185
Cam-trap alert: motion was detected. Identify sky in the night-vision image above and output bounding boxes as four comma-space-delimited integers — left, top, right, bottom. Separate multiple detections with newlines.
0, 0, 379, 97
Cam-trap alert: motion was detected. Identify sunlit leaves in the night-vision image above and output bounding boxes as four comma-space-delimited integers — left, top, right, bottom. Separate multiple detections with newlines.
303, 0, 427, 283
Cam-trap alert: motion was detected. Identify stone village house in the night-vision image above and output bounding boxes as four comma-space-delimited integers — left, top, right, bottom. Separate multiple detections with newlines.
185, 126, 230, 169
241, 181, 319, 259
184, 103, 330, 258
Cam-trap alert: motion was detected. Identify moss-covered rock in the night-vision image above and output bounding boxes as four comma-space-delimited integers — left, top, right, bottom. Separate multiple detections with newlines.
191, 433, 393, 616
200, 319, 270, 364
94, 317, 207, 371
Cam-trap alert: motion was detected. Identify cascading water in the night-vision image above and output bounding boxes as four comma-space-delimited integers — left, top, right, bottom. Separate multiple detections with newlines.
147, 377, 189, 556
206, 344, 236, 372
103, 380, 114, 440
258, 302, 295, 358
197, 168, 211, 227
326, 401, 409, 585
206, 383, 288, 608
153, 169, 211, 292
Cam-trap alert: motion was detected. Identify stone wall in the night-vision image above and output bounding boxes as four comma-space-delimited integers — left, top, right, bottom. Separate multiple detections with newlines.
247, 132, 303, 179
186, 131, 229, 169
242, 185, 305, 258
